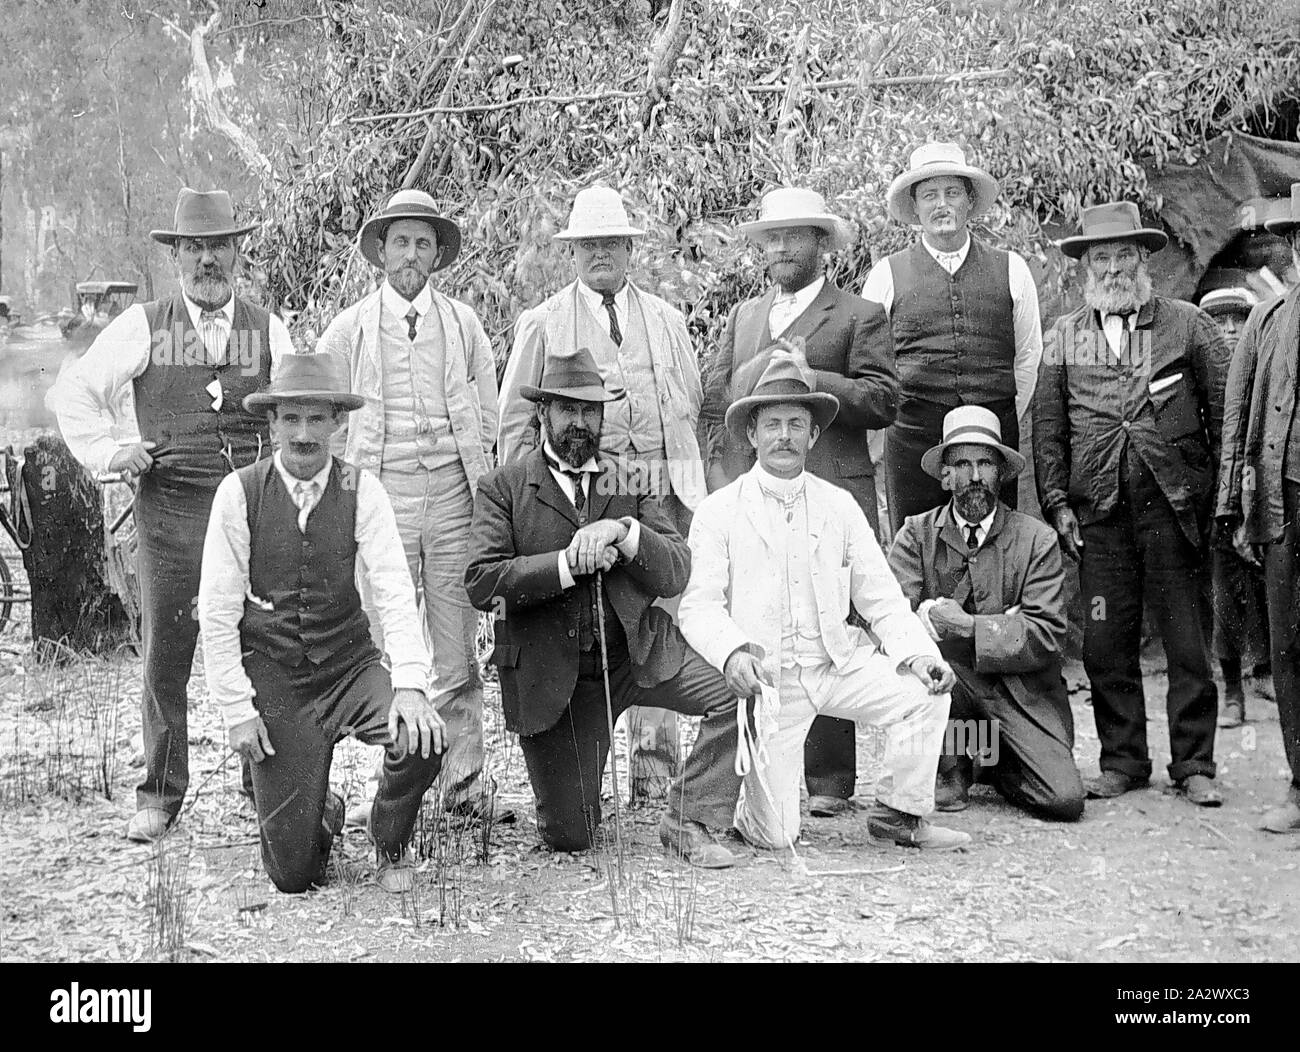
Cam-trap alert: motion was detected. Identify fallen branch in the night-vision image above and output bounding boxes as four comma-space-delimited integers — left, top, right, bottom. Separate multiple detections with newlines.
804, 863, 906, 878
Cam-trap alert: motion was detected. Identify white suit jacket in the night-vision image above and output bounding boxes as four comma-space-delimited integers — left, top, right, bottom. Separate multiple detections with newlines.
314, 285, 498, 488
679, 467, 939, 693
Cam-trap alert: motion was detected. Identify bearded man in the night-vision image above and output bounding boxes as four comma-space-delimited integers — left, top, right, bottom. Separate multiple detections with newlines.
50, 188, 292, 842
316, 189, 505, 823
889, 407, 1084, 821
1033, 202, 1232, 807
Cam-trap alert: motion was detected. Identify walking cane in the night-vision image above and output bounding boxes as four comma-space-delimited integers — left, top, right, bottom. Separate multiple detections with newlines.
593, 570, 627, 882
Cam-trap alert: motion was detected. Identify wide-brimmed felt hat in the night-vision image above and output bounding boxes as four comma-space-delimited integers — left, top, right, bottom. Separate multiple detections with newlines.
921, 405, 1026, 480
738, 187, 853, 252
725, 354, 839, 440
358, 189, 462, 271
1198, 286, 1259, 316
1056, 201, 1168, 258
1264, 181, 1300, 237
150, 188, 257, 245
244, 354, 365, 413
520, 346, 625, 404
886, 142, 1000, 226
553, 186, 645, 240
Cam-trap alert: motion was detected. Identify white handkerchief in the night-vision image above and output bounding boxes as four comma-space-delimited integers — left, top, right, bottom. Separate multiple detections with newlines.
1149, 372, 1183, 395
206, 378, 224, 411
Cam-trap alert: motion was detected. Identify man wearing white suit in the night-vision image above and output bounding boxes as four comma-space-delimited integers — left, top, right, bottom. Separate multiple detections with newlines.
677, 353, 970, 851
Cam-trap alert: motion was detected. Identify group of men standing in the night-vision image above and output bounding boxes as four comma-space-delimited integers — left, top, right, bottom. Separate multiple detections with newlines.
49, 150, 1300, 895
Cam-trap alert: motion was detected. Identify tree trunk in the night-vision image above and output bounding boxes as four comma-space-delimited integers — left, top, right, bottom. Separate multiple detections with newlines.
12, 433, 134, 655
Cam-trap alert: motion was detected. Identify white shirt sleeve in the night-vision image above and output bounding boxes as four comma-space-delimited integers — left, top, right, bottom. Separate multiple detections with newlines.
48, 306, 152, 475
197, 473, 260, 729
354, 470, 432, 692
860, 258, 895, 314
1007, 251, 1044, 422
615, 516, 641, 559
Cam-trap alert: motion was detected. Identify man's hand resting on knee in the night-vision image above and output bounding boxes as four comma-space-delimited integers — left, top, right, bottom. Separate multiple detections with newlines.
229, 716, 276, 764
388, 688, 447, 759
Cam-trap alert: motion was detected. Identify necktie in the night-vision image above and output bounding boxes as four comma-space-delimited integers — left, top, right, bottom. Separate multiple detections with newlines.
293, 479, 321, 533
405, 308, 418, 342
601, 291, 622, 346
966, 524, 980, 550
199, 308, 227, 366
566, 470, 587, 517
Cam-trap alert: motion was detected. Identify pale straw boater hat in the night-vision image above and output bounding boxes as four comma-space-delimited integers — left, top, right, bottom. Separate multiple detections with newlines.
244, 354, 365, 413
725, 353, 839, 441
1198, 287, 1259, 316
357, 189, 462, 271
738, 187, 853, 252
553, 186, 645, 240
886, 142, 1000, 226
1264, 181, 1300, 237
921, 405, 1026, 480
1056, 201, 1168, 259
150, 188, 258, 244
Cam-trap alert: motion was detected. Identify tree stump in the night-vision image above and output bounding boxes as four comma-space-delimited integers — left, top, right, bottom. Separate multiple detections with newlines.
12, 433, 134, 655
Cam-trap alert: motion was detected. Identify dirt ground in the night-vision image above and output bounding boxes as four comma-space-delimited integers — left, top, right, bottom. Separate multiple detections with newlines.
1, 622, 1296, 964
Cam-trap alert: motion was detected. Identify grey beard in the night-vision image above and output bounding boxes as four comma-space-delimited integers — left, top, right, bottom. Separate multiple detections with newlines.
387, 265, 429, 300
955, 485, 998, 522
185, 274, 233, 310
1084, 267, 1153, 315
544, 418, 600, 468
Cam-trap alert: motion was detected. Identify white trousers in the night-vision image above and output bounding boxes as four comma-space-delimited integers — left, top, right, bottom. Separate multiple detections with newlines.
735, 648, 950, 849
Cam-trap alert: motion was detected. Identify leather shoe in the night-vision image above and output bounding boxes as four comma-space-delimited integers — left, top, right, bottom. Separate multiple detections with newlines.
376, 858, 417, 895
125, 808, 173, 843
1175, 774, 1223, 807
1084, 770, 1148, 799
1260, 799, 1300, 834
934, 769, 970, 812
808, 795, 853, 818
867, 804, 971, 851
659, 815, 737, 869
1217, 699, 1245, 728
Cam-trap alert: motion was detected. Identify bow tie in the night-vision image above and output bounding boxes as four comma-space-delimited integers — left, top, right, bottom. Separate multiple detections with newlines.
200, 309, 226, 322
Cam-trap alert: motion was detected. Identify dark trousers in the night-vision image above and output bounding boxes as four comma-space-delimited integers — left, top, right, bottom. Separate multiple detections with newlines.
1078, 456, 1217, 782
1211, 547, 1270, 672
245, 647, 442, 893
940, 664, 1084, 820
885, 396, 1019, 533
134, 482, 218, 816
1263, 481, 1300, 797
518, 647, 741, 852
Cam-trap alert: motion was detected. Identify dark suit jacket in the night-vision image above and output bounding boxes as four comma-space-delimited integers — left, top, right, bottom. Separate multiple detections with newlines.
888, 501, 1073, 739
1216, 288, 1300, 543
698, 280, 898, 526
465, 448, 690, 736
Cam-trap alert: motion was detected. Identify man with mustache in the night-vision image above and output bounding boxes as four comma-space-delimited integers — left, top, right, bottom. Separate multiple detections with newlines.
889, 407, 1084, 820
681, 354, 967, 851
316, 189, 505, 824
467, 349, 742, 867
863, 142, 1043, 532
50, 188, 292, 842
1198, 287, 1271, 728
198, 355, 444, 894
498, 186, 706, 804
1217, 181, 1300, 833
699, 187, 898, 821
1034, 202, 1232, 806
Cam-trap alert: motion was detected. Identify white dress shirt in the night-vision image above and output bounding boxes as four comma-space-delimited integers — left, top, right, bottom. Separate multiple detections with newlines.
380, 281, 433, 334
542, 438, 641, 589
576, 280, 629, 338
860, 234, 1043, 421
1101, 310, 1138, 358
197, 451, 431, 729
47, 293, 294, 475
768, 276, 825, 338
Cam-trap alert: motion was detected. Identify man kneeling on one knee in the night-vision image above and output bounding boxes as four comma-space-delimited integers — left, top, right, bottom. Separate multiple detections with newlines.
678, 352, 969, 851
888, 406, 1085, 821
198, 355, 446, 895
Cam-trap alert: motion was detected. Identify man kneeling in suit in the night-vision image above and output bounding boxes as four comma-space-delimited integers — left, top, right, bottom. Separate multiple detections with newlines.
465, 348, 742, 868
198, 355, 446, 894
888, 406, 1085, 820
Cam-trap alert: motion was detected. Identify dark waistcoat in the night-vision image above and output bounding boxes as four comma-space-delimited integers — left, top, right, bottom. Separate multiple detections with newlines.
238, 457, 372, 667
888, 239, 1016, 407
134, 292, 272, 491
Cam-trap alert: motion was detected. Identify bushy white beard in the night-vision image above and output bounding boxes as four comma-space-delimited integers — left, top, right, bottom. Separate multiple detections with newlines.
1084, 265, 1153, 315
184, 272, 233, 310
